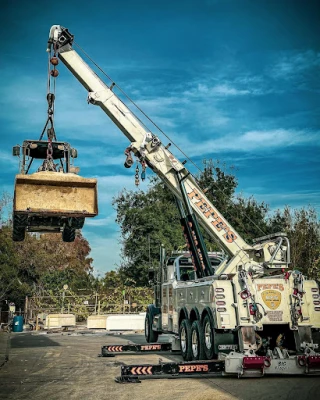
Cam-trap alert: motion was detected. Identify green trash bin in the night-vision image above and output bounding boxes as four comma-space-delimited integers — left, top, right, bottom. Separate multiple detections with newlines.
12, 316, 23, 332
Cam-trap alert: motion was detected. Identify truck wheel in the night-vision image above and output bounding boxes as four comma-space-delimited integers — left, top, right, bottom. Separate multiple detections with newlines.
12, 226, 25, 241
179, 319, 192, 361
70, 217, 85, 229
12, 215, 27, 242
203, 314, 215, 359
145, 313, 158, 343
191, 320, 205, 360
62, 226, 76, 242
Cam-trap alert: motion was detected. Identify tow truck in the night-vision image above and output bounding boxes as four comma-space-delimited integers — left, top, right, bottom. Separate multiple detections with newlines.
46, 25, 320, 378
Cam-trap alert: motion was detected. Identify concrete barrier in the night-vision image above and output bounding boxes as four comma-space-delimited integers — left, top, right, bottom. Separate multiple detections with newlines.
106, 313, 146, 331
87, 315, 108, 329
86, 313, 146, 330
45, 314, 76, 329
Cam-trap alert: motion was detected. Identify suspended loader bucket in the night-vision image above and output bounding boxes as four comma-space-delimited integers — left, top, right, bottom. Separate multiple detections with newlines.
13, 171, 98, 242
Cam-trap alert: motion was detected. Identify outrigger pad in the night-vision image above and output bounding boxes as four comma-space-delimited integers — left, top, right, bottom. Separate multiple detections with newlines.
101, 343, 173, 357
116, 360, 224, 383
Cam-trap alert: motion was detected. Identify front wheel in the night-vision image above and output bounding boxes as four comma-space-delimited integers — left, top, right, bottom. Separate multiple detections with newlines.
145, 313, 158, 343
12, 215, 27, 242
62, 226, 76, 242
12, 226, 26, 241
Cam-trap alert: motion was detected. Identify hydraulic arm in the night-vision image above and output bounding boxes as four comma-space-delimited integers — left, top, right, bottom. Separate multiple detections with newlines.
47, 25, 289, 276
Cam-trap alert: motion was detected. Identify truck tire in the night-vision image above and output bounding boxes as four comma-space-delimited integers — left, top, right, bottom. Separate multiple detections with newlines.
191, 320, 205, 360
71, 217, 85, 229
12, 215, 27, 242
62, 226, 76, 242
203, 314, 215, 359
145, 313, 158, 343
12, 226, 26, 241
179, 319, 192, 361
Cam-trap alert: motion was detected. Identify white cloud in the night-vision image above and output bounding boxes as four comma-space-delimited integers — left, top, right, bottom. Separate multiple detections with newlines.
85, 215, 115, 227
211, 84, 250, 96
183, 128, 319, 157
95, 174, 140, 203
270, 50, 320, 80
239, 190, 320, 214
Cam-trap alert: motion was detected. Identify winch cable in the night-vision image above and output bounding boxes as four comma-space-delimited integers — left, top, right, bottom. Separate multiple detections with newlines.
26, 48, 63, 174
73, 42, 267, 240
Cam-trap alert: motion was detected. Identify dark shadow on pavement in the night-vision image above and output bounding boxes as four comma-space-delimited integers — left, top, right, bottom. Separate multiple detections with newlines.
10, 333, 61, 348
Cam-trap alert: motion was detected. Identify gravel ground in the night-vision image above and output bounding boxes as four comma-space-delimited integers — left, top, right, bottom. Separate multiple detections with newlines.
0, 331, 319, 400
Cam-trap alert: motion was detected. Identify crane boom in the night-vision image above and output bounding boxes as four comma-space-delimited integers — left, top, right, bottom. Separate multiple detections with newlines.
47, 25, 290, 276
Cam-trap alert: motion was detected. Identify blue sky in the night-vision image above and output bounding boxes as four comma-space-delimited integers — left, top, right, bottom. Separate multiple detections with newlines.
1, 0, 319, 275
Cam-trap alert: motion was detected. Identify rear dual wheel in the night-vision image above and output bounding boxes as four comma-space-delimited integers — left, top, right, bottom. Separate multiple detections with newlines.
203, 314, 215, 360
191, 320, 205, 360
180, 319, 193, 361
180, 317, 214, 361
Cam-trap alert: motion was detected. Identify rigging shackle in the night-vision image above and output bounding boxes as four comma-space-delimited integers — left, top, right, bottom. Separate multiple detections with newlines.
124, 147, 134, 168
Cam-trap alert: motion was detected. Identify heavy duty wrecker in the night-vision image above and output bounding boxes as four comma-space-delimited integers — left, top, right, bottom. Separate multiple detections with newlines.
47, 25, 320, 380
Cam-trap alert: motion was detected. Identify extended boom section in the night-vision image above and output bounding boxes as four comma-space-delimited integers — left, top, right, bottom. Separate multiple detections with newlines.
48, 28, 246, 255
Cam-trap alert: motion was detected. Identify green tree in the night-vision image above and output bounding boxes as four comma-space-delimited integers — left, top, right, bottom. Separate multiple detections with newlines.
113, 177, 184, 285
197, 160, 270, 245
113, 160, 271, 284
0, 192, 95, 308
268, 206, 320, 279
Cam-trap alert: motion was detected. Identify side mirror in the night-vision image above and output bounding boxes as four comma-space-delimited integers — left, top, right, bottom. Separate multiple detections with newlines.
12, 145, 20, 156
71, 148, 78, 158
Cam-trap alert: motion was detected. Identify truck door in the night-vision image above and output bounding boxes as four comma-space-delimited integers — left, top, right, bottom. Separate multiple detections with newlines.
161, 260, 175, 331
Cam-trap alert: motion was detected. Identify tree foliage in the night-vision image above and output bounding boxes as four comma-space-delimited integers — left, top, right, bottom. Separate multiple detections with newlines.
112, 177, 183, 285
269, 207, 320, 279
0, 193, 95, 309
113, 160, 320, 284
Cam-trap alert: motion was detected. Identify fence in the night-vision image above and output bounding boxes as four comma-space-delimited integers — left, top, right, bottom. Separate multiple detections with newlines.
25, 287, 153, 322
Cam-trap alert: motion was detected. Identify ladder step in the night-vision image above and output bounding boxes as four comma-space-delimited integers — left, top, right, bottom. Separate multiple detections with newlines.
116, 360, 225, 382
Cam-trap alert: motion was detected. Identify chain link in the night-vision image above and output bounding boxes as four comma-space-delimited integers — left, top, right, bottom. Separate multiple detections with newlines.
135, 164, 140, 186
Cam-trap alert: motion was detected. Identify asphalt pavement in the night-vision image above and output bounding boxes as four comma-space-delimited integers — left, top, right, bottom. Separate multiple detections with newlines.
0, 331, 319, 400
